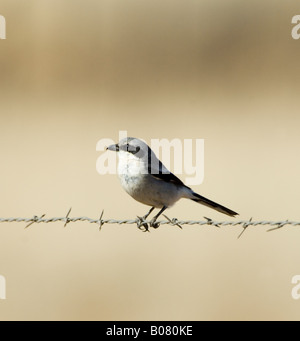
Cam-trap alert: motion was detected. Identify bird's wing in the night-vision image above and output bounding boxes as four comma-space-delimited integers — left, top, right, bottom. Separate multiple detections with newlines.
147, 153, 187, 187
151, 169, 187, 187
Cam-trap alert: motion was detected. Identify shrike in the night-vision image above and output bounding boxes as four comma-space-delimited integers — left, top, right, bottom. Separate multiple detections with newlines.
107, 137, 238, 229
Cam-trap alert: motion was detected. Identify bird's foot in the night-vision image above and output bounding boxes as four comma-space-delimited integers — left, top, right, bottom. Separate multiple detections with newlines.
136, 216, 150, 232
136, 214, 161, 231
150, 218, 160, 229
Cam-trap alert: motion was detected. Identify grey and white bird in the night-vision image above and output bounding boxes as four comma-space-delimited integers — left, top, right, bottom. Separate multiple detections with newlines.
107, 137, 238, 229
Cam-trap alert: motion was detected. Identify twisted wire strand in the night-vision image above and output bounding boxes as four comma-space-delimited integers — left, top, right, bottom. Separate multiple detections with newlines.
0, 209, 299, 236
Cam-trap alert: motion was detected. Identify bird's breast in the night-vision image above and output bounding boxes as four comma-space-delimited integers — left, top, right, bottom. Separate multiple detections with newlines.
116, 151, 185, 208
118, 154, 144, 192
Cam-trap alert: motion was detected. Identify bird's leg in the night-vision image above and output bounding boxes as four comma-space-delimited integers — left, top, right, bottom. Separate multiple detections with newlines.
150, 206, 167, 229
143, 207, 155, 220
137, 207, 155, 232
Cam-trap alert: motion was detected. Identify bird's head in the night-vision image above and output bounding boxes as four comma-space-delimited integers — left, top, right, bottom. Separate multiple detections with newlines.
106, 137, 152, 159
106, 137, 149, 159
106, 137, 164, 176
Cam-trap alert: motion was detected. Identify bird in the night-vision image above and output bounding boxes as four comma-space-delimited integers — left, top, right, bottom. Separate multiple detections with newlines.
106, 137, 238, 230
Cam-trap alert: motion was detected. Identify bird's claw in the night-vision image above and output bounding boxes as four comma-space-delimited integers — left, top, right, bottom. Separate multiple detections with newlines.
136, 216, 161, 230
150, 219, 160, 229
136, 216, 150, 232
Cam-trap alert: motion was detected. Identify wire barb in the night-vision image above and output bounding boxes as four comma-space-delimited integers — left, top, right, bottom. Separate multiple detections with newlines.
204, 216, 220, 228
98, 210, 105, 231
24, 214, 46, 229
237, 217, 253, 239
163, 215, 182, 229
64, 208, 72, 227
267, 219, 289, 232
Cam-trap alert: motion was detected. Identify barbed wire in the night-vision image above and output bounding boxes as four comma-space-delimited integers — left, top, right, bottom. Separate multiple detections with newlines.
0, 208, 299, 238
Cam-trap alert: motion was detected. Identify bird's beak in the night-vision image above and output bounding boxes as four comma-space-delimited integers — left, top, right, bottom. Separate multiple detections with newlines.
106, 143, 119, 152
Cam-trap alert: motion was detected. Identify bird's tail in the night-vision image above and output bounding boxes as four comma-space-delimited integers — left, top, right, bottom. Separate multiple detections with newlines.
190, 191, 238, 217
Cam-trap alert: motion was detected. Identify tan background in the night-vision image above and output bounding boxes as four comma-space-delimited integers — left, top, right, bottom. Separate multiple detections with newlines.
0, 0, 300, 320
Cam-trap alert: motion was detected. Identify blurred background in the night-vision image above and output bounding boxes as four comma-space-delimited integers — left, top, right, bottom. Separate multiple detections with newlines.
0, 0, 300, 320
